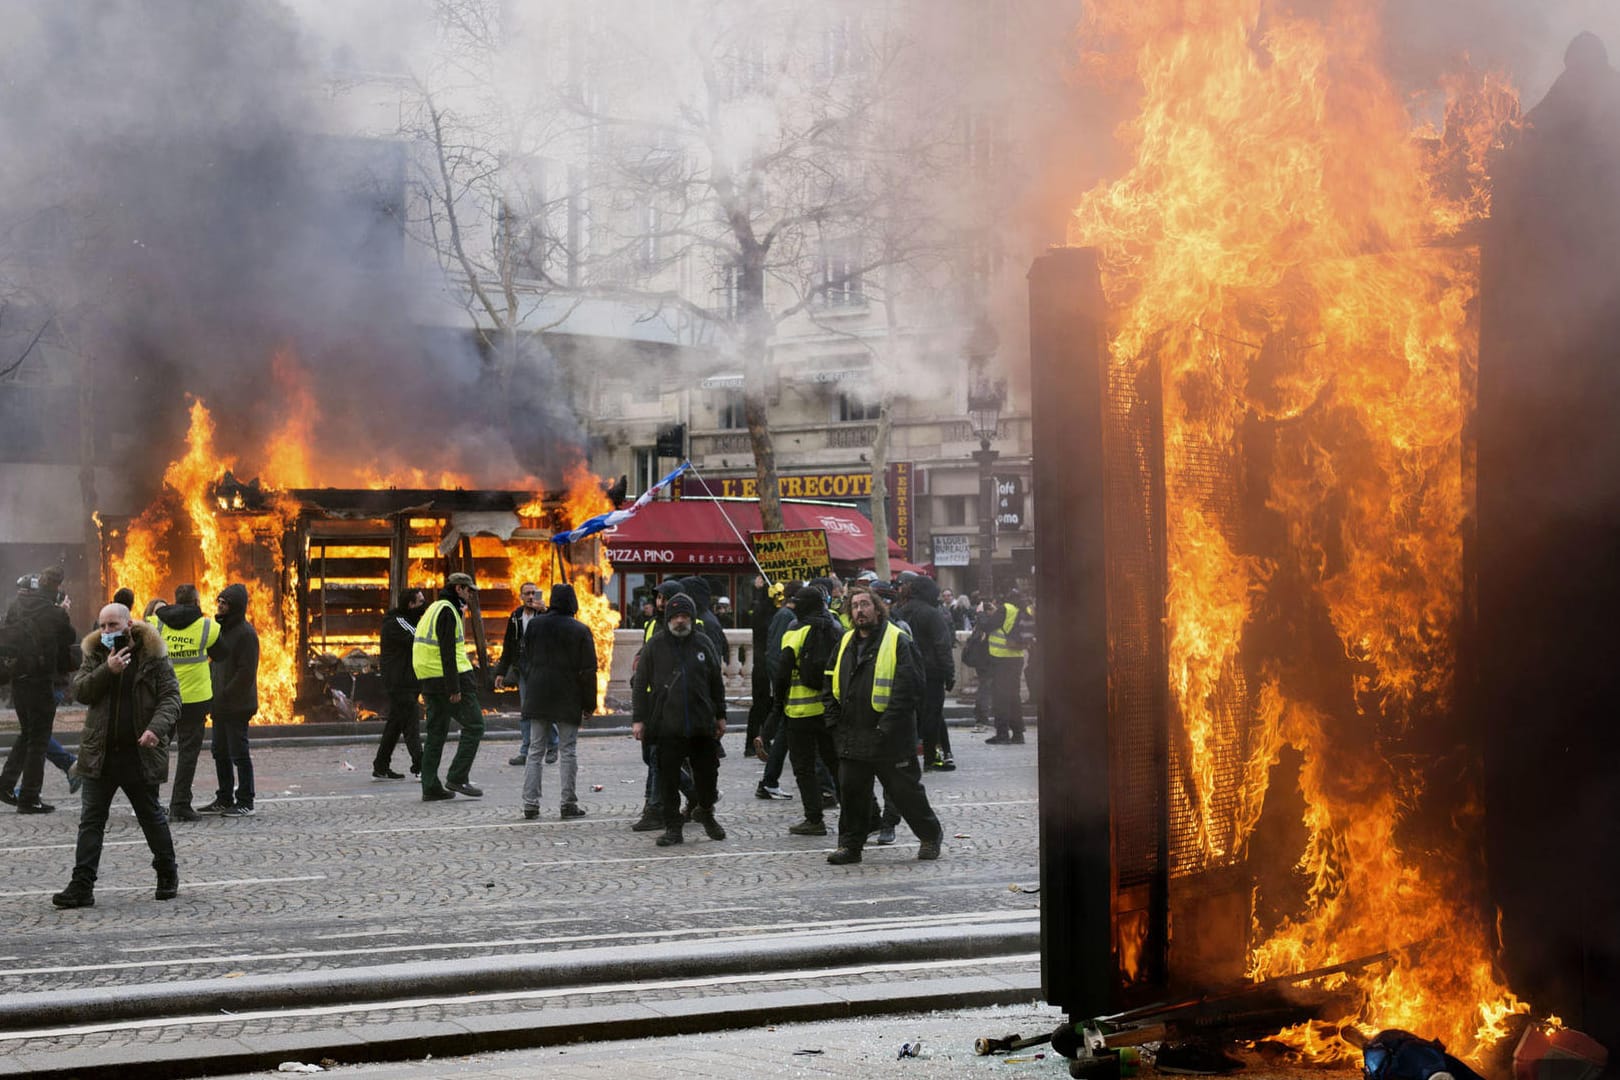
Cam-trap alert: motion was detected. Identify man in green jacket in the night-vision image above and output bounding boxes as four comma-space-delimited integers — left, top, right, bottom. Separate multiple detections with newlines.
52, 603, 181, 909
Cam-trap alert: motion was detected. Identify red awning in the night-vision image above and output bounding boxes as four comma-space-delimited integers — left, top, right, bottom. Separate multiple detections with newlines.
602, 500, 904, 568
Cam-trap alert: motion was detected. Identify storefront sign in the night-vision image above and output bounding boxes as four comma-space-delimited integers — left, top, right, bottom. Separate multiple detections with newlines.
996, 474, 1027, 532
932, 534, 972, 567
676, 471, 876, 501
749, 529, 833, 581
887, 461, 913, 559
604, 546, 751, 566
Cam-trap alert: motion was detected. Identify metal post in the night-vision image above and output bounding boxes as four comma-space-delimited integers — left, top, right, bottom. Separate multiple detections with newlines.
973, 442, 1000, 599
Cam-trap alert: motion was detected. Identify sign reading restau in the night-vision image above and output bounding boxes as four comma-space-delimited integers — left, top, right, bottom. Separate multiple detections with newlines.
931, 534, 972, 567
749, 529, 834, 582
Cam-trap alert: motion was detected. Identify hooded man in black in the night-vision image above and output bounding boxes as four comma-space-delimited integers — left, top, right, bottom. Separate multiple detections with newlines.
0, 567, 76, 813
767, 585, 844, 835
678, 576, 731, 665
374, 587, 427, 780
629, 578, 699, 831
631, 593, 728, 846
201, 582, 259, 816
520, 583, 598, 821
895, 575, 957, 771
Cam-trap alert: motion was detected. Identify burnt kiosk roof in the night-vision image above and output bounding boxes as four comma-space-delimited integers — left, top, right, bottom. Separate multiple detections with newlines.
288, 489, 557, 517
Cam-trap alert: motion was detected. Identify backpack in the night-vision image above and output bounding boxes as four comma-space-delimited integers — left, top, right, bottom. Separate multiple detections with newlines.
0, 614, 44, 685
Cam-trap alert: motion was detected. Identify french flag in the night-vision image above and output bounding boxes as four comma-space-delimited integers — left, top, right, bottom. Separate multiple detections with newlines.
551, 461, 692, 545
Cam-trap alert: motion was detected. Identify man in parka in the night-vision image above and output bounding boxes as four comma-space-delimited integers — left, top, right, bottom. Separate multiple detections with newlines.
52, 603, 180, 908
200, 583, 259, 816
822, 586, 943, 865
520, 583, 597, 821
631, 593, 727, 847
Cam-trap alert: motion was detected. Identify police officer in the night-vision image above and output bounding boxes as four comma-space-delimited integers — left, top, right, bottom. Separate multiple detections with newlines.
412, 573, 485, 801
149, 584, 220, 821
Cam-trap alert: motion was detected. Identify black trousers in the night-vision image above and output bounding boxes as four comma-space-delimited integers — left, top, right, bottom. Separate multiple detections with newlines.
991, 657, 1026, 737
836, 755, 942, 852
0, 675, 54, 802
918, 677, 951, 763
375, 690, 423, 772
169, 700, 211, 810
785, 719, 840, 824
654, 736, 720, 828
746, 664, 773, 749
73, 753, 176, 887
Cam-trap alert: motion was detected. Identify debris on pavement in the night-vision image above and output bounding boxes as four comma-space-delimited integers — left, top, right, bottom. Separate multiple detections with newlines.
277, 1063, 324, 1074
898, 1037, 923, 1059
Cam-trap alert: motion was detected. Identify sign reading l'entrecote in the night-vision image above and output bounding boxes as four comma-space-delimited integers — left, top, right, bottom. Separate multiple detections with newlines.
749, 529, 834, 582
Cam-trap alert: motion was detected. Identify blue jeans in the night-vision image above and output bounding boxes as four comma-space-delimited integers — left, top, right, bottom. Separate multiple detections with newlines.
514, 679, 559, 757
211, 709, 256, 808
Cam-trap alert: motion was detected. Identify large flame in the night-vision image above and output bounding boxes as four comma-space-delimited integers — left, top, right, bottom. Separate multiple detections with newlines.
1071, 0, 1524, 1061
558, 462, 621, 711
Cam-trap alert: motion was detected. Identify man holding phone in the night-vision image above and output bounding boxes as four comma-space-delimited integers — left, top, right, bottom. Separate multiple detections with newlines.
52, 602, 180, 908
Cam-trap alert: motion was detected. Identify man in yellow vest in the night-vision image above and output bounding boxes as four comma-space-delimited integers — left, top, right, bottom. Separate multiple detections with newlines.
767, 584, 843, 836
150, 584, 221, 822
412, 573, 486, 802
983, 589, 1035, 745
822, 585, 943, 865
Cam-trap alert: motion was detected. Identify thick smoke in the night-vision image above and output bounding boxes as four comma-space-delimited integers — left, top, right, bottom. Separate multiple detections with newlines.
0, 0, 579, 494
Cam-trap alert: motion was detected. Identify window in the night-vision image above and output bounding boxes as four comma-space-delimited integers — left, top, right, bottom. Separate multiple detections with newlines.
639, 203, 660, 271
940, 495, 969, 527
837, 392, 881, 423
715, 259, 742, 319
632, 447, 658, 495
820, 243, 864, 307
717, 389, 747, 429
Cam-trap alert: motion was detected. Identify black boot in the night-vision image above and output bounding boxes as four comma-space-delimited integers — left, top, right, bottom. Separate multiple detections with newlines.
656, 823, 684, 846
52, 880, 95, 909
630, 804, 663, 832
155, 864, 179, 901
694, 807, 726, 841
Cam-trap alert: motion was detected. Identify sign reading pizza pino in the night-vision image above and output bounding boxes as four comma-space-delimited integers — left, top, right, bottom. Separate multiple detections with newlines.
749, 529, 834, 583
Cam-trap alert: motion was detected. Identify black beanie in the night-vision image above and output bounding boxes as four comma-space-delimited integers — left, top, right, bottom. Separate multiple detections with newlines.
666, 592, 696, 620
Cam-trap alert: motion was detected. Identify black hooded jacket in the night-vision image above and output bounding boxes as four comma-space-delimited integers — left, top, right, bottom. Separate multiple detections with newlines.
2, 588, 76, 678
679, 576, 731, 664
208, 583, 259, 715
895, 577, 956, 685
521, 584, 598, 723
154, 603, 204, 631
379, 600, 426, 693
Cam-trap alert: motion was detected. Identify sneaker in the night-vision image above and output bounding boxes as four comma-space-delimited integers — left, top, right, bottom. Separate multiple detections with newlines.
409, 763, 422, 777
508, 754, 527, 767
0, 790, 15, 806
876, 826, 897, 846
155, 873, 179, 901
422, 789, 456, 802
522, 806, 539, 820
196, 799, 234, 814
938, 756, 957, 772
220, 804, 255, 817
544, 747, 558, 764
985, 735, 1011, 745
169, 805, 201, 823
560, 803, 587, 820
372, 768, 405, 780
1011, 732, 1026, 745
917, 840, 942, 861
756, 784, 791, 800
630, 808, 664, 832
446, 781, 483, 798
827, 847, 862, 865
51, 882, 94, 909
789, 819, 827, 836
656, 827, 683, 847
17, 799, 56, 814
821, 790, 840, 809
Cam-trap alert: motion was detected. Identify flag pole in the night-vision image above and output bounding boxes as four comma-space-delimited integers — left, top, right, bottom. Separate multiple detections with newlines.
684, 460, 772, 585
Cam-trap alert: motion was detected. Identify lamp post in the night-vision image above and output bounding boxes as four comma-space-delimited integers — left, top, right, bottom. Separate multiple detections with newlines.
968, 376, 1005, 602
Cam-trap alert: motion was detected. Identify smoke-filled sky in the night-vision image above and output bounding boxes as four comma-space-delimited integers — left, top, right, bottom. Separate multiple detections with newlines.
2, 0, 1616, 498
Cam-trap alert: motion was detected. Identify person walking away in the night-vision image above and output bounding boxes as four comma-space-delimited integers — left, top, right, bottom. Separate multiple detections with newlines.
895, 576, 957, 772
198, 584, 259, 816
984, 590, 1034, 745
520, 583, 598, 820
768, 585, 843, 836
631, 593, 727, 846
964, 599, 995, 733
52, 602, 179, 908
494, 581, 549, 766
1, 567, 77, 814
373, 588, 427, 779
150, 584, 220, 821
744, 576, 779, 756
822, 586, 944, 865
413, 573, 486, 801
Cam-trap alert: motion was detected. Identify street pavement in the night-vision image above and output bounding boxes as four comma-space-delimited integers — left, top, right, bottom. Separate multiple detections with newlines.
0, 723, 1043, 1077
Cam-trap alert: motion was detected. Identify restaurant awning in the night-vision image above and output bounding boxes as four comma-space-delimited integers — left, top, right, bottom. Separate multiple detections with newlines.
602, 499, 905, 569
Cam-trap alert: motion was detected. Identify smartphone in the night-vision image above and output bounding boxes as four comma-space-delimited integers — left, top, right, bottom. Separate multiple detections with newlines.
110, 632, 131, 653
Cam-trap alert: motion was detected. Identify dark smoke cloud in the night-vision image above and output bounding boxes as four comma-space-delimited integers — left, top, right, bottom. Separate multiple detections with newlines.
0, 0, 579, 493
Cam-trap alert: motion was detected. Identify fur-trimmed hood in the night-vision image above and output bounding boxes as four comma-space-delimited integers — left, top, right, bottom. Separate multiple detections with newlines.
81, 618, 167, 661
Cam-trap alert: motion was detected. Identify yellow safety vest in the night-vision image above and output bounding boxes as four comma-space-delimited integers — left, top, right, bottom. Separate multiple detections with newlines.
830, 621, 906, 713
150, 615, 219, 704
412, 599, 474, 679
987, 603, 1025, 659
644, 615, 711, 645
779, 625, 825, 718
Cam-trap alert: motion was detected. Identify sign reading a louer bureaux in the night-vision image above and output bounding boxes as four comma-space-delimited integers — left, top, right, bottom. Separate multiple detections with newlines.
931, 534, 972, 567
750, 529, 834, 582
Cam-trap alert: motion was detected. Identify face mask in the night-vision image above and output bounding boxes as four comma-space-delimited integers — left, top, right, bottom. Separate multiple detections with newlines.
100, 631, 121, 649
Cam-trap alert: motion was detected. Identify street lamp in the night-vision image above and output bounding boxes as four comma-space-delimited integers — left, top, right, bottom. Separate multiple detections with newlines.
968, 375, 1005, 602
